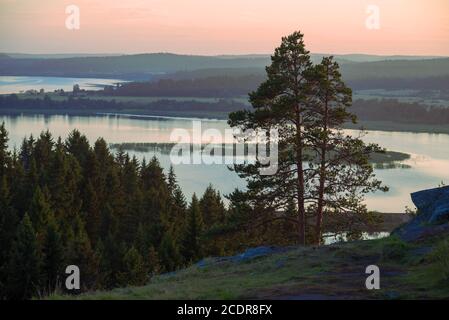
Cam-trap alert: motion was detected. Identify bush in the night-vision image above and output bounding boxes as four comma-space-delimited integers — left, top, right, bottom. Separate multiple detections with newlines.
382, 237, 410, 262
429, 239, 449, 285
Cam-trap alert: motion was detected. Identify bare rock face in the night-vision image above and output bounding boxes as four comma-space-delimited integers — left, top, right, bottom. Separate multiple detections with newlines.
394, 186, 449, 242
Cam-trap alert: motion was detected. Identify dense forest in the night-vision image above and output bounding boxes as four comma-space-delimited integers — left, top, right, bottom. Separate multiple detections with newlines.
106, 74, 449, 96
351, 99, 449, 124
2, 93, 449, 125
0, 123, 313, 299
0, 94, 248, 115
2, 52, 448, 82
102, 75, 263, 97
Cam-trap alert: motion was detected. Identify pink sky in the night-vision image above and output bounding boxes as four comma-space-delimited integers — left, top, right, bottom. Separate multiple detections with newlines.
1, 0, 448, 55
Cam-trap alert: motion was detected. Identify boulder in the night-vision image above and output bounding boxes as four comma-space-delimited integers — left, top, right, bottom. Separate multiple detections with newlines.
394, 186, 449, 242
196, 246, 291, 268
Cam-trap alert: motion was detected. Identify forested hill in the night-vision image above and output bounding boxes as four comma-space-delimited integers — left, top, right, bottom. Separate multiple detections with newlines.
1, 52, 448, 80
0, 53, 271, 79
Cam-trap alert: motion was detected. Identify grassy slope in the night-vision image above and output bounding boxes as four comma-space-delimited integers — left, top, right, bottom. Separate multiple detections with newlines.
52, 234, 449, 300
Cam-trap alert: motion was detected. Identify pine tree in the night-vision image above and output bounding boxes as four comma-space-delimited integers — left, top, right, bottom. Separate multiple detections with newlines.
228, 31, 313, 245
228, 31, 385, 245
306, 57, 386, 244
6, 214, 42, 299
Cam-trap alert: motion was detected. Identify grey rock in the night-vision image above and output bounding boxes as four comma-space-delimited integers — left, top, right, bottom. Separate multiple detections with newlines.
195, 246, 291, 268
393, 186, 449, 242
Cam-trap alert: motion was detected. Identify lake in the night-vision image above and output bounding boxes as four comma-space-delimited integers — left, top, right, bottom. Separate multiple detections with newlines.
2, 113, 449, 213
0, 76, 125, 94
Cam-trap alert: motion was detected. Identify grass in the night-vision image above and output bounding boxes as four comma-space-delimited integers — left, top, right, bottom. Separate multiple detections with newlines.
49, 234, 449, 300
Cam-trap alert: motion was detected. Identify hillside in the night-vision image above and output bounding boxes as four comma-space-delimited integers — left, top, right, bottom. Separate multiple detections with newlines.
52, 234, 449, 300
52, 185, 449, 300
1, 53, 448, 81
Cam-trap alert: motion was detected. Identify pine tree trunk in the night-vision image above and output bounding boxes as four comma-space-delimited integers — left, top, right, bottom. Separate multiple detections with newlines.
296, 109, 306, 246
316, 84, 329, 246
316, 160, 326, 245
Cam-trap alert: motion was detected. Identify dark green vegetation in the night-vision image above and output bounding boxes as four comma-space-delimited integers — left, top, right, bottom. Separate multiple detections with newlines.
0, 123, 387, 300
0, 123, 236, 299
0, 94, 246, 119
108, 142, 410, 168
52, 234, 449, 300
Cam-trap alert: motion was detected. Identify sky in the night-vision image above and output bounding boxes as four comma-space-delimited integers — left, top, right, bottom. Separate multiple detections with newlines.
1, 0, 448, 56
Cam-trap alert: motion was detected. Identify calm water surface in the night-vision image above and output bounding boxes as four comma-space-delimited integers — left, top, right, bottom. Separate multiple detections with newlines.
2, 114, 449, 212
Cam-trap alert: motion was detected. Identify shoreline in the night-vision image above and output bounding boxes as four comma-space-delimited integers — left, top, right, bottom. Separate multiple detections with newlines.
2, 109, 449, 135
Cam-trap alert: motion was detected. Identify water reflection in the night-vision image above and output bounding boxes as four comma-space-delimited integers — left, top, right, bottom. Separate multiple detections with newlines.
2, 114, 449, 212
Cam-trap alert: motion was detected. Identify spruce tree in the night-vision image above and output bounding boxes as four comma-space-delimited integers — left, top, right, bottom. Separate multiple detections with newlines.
182, 194, 204, 262
27, 186, 52, 237
167, 165, 187, 236
158, 232, 182, 272
199, 185, 226, 227
6, 214, 41, 299
65, 214, 97, 289
41, 213, 64, 293
0, 176, 18, 298
65, 129, 90, 168
118, 246, 148, 286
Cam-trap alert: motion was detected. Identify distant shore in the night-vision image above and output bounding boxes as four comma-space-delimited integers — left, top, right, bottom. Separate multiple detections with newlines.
2, 92, 449, 135
2, 108, 449, 135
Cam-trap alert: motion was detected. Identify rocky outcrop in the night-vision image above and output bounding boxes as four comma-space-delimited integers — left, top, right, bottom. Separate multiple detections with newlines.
394, 186, 449, 242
